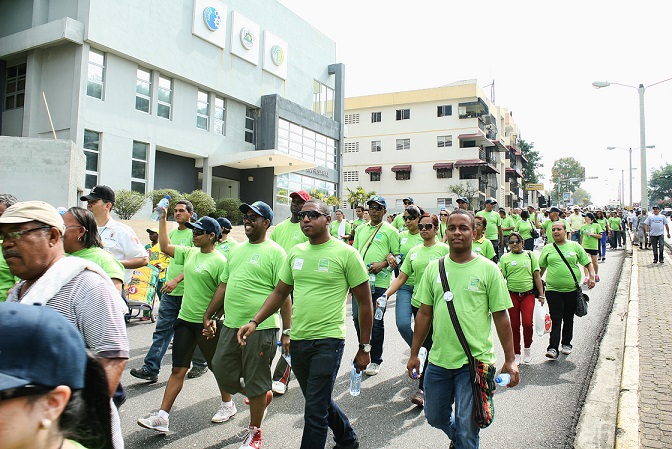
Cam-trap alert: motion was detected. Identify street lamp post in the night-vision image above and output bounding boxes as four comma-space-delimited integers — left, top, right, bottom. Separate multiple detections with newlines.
592, 77, 672, 210
607, 145, 655, 208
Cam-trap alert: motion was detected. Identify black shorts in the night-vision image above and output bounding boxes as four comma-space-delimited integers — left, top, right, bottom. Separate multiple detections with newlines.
172, 318, 221, 368
584, 249, 598, 256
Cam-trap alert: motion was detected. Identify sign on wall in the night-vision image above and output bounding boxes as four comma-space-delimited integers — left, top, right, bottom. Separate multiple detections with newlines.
192, 0, 228, 49
230, 11, 260, 65
263, 30, 288, 80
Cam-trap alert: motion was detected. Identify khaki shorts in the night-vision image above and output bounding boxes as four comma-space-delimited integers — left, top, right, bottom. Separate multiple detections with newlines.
211, 326, 277, 398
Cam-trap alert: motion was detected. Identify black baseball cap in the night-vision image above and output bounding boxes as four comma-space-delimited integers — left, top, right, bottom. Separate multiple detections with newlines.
216, 217, 232, 231
549, 206, 561, 213
80, 185, 115, 203
240, 201, 274, 223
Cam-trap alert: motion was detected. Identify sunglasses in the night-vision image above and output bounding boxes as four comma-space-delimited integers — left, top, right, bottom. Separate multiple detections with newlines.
297, 210, 328, 220
369, 204, 385, 211
242, 214, 263, 222
439, 213, 448, 217
508, 240, 521, 244
417, 223, 435, 231
403, 215, 417, 221
192, 228, 211, 236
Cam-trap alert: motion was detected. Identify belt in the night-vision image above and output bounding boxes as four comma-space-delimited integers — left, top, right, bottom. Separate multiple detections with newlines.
510, 290, 533, 296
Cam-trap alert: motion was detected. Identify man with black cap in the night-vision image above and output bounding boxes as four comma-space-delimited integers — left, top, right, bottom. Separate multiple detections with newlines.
456, 196, 469, 211
215, 217, 238, 258
392, 197, 414, 231
476, 198, 503, 263
352, 195, 400, 376
81, 185, 148, 284
540, 206, 569, 242
645, 205, 670, 264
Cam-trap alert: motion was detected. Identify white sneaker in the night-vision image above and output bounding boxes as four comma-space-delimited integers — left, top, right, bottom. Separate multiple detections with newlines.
364, 362, 380, 376
137, 412, 169, 432
514, 354, 521, 365
211, 401, 237, 423
523, 348, 532, 364
271, 380, 287, 395
561, 345, 573, 355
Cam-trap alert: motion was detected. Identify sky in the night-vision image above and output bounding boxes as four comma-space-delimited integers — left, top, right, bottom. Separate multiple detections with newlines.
278, 0, 672, 207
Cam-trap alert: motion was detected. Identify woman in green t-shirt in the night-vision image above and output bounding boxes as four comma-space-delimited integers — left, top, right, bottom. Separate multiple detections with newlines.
580, 212, 603, 283
595, 210, 609, 262
515, 210, 536, 251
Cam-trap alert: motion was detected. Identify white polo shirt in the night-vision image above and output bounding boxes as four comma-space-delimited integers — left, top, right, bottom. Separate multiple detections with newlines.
98, 217, 147, 283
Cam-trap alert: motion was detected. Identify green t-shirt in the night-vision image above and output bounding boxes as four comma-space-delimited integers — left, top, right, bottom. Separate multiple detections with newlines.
529, 212, 537, 226
416, 255, 512, 369
472, 237, 495, 260
399, 231, 423, 267
68, 440, 88, 449
512, 214, 521, 224
329, 220, 352, 243
476, 210, 502, 240
501, 216, 515, 236
499, 251, 539, 292
353, 218, 367, 229
541, 218, 569, 237
279, 238, 369, 340
69, 247, 125, 282
0, 251, 17, 302
580, 223, 602, 250
165, 228, 194, 296
215, 236, 238, 259
353, 222, 400, 288
568, 213, 585, 232
222, 240, 286, 330
270, 218, 309, 253
514, 219, 534, 241
608, 217, 622, 231
538, 241, 591, 292
438, 222, 447, 240
596, 218, 608, 233
400, 242, 450, 304
174, 246, 227, 323
392, 213, 406, 232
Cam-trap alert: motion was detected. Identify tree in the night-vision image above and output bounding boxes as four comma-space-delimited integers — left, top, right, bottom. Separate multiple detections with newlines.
212, 198, 243, 225
572, 187, 592, 206
518, 139, 543, 185
448, 182, 479, 211
346, 187, 376, 209
649, 164, 672, 203
185, 189, 216, 219
113, 189, 146, 220
308, 189, 341, 209
148, 189, 185, 218
550, 157, 586, 205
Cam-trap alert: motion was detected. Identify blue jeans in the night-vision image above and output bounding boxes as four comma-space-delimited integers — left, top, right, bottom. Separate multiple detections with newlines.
141, 293, 206, 375
352, 286, 385, 364
599, 232, 607, 257
424, 363, 480, 449
291, 339, 357, 449
571, 230, 581, 242
395, 284, 414, 347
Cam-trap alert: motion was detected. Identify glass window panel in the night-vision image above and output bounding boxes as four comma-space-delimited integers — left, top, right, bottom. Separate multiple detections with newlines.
89, 50, 104, 66
157, 104, 171, 119
84, 130, 99, 149
85, 173, 98, 189
88, 65, 103, 83
17, 78, 25, 91
198, 91, 209, 102
245, 118, 254, 129
197, 116, 208, 130
136, 68, 150, 82
16, 94, 24, 108
131, 160, 146, 179
17, 64, 26, 76
158, 76, 171, 90
135, 96, 149, 112
214, 108, 224, 120
197, 104, 208, 115
5, 97, 14, 110
136, 81, 150, 96
214, 122, 224, 135
132, 141, 147, 160
214, 97, 225, 109
84, 151, 98, 171
158, 87, 171, 103
279, 119, 289, 130
87, 82, 102, 99
6, 80, 16, 93
131, 181, 145, 194
7, 66, 17, 78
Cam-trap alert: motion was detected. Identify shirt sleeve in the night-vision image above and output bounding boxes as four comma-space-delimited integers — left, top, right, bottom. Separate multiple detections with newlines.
538, 246, 548, 268
345, 249, 369, 288
530, 252, 540, 272
278, 252, 295, 286
487, 263, 513, 313
173, 246, 187, 266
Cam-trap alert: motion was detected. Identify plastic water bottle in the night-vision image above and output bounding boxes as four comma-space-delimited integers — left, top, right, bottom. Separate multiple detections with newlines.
276, 341, 291, 366
495, 373, 511, 387
385, 254, 403, 272
150, 195, 170, 221
374, 294, 387, 320
412, 347, 428, 379
349, 363, 362, 396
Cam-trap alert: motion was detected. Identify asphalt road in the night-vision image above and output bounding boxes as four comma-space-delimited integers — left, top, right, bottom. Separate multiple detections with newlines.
119, 248, 625, 449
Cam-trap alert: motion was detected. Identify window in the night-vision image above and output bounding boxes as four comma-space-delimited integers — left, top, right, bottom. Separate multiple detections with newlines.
5, 63, 26, 110
157, 75, 172, 119
370, 172, 381, 182
371, 141, 381, 152
135, 67, 151, 113
396, 138, 410, 150
83, 130, 101, 189
437, 198, 453, 208
371, 112, 381, 123
87, 50, 104, 99
312, 80, 334, 119
196, 90, 209, 130
437, 105, 452, 117
437, 135, 453, 147
131, 141, 148, 193
396, 109, 410, 120
344, 142, 359, 153
436, 168, 453, 179
396, 170, 411, 181
277, 119, 336, 170
344, 171, 359, 182
244, 108, 256, 143
276, 173, 336, 205
344, 113, 359, 124
214, 96, 226, 135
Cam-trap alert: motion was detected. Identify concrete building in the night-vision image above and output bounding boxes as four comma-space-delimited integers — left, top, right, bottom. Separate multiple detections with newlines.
0, 0, 343, 217
343, 80, 526, 214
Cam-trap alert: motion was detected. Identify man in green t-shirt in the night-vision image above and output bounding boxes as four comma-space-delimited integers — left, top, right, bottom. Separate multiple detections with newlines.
352, 195, 400, 376
237, 199, 373, 449
499, 208, 515, 252
540, 206, 569, 243
214, 217, 237, 259
608, 210, 623, 249
475, 198, 503, 263
408, 209, 518, 447
392, 197, 414, 231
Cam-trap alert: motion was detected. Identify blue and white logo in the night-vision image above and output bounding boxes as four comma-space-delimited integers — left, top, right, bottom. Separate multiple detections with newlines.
203, 6, 221, 32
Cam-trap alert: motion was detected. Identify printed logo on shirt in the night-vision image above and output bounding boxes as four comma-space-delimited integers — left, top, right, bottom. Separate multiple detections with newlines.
466, 277, 481, 292
375, 233, 383, 241
180, 238, 189, 245
293, 258, 304, 270
292, 231, 301, 240
401, 238, 408, 244
317, 259, 329, 272
249, 254, 261, 265
194, 263, 206, 273
410, 253, 418, 261
475, 247, 482, 253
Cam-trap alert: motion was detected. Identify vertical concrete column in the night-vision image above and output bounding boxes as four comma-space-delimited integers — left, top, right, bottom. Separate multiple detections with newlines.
328, 63, 345, 203
202, 156, 212, 195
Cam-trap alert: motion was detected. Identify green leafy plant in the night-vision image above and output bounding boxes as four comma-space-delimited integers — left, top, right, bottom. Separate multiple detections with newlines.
185, 189, 216, 218
148, 189, 184, 218
113, 189, 146, 220
448, 182, 479, 211
212, 198, 243, 224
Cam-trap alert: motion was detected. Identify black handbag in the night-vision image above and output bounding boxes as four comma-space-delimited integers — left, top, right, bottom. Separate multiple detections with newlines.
552, 243, 589, 317
530, 220, 540, 239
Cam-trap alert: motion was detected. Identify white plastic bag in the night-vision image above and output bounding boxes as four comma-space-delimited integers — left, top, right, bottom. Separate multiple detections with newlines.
534, 300, 551, 337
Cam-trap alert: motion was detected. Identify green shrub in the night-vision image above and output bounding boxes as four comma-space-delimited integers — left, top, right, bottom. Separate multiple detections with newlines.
113, 190, 146, 220
148, 189, 185, 218
186, 189, 216, 219
213, 198, 243, 224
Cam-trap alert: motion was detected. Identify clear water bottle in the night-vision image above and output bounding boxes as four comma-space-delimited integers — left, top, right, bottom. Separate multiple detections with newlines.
276, 341, 291, 366
374, 294, 387, 320
385, 254, 403, 272
413, 347, 428, 378
150, 195, 170, 221
350, 363, 362, 396
368, 264, 376, 290
495, 373, 511, 386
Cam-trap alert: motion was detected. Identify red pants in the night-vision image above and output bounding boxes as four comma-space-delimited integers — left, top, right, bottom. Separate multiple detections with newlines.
508, 291, 535, 354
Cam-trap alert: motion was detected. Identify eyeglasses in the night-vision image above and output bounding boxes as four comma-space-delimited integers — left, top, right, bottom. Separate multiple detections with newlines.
368, 204, 385, 211
297, 210, 328, 220
64, 225, 83, 231
403, 215, 417, 221
242, 214, 263, 223
417, 223, 435, 231
403, 201, 411, 205
0, 384, 53, 401
508, 240, 521, 244
0, 226, 52, 241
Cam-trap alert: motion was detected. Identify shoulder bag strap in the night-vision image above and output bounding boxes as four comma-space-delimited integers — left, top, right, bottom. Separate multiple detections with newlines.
438, 257, 475, 366
360, 222, 383, 261
552, 242, 580, 289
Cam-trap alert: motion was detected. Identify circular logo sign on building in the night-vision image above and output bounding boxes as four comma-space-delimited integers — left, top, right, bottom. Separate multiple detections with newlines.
240, 27, 254, 49
203, 6, 221, 32
271, 45, 284, 66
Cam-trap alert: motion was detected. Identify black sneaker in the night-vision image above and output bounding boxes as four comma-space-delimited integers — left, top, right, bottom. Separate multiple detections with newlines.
130, 367, 158, 383
334, 441, 360, 449
653, 260, 658, 264
187, 366, 209, 379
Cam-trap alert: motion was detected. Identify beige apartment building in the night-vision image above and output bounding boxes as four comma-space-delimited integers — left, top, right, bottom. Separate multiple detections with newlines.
342, 80, 527, 214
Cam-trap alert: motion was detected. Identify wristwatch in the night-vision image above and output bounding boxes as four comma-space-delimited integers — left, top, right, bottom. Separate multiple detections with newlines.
282, 329, 291, 336
359, 343, 372, 353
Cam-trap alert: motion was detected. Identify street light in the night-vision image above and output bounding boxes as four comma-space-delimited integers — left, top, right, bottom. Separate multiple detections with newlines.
606, 145, 654, 207
609, 167, 639, 208
592, 77, 672, 210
